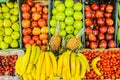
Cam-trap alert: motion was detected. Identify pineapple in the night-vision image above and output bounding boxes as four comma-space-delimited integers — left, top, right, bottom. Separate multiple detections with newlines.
49, 21, 61, 51
66, 28, 85, 51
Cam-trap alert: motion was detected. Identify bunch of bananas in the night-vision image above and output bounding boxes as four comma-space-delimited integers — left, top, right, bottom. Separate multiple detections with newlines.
57, 50, 90, 80
15, 45, 58, 80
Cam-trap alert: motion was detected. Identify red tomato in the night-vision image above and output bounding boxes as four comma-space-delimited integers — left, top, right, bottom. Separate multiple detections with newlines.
31, 21, 38, 28
22, 12, 31, 20
29, 39, 35, 45
39, 33, 48, 40
32, 35, 39, 41
21, 4, 30, 12
23, 35, 31, 44
38, 19, 46, 27
42, 14, 48, 20
36, 40, 41, 45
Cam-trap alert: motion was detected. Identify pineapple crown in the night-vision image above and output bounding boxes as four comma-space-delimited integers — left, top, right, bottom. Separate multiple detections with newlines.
55, 20, 60, 35
76, 27, 85, 37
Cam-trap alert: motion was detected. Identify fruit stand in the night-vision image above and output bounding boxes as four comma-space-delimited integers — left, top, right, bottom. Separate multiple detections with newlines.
0, 0, 120, 80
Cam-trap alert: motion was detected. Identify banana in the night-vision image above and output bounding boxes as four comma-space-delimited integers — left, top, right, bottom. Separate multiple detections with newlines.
70, 52, 76, 77
40, 58, 46, 80
36, 51, 45, 80
75, 57, 80, 80
45, 52, 51, 78
118, 27, 120, 43
62, 66, 67, 80
78, 53, 90, 72
78, 56, 86, 79
15, 55, 24, 76
92, 57, 102, 76
27, 73, 33, 80
31, 65, 36, 80
63, 50, 71, 80
22, 74, 28, 80
49, 52, 57, 76
29, 45, 36, 64
21, 45, 31, 74
34, 46, 41, 64
57, 53, 65, 76
26, 63, 33, 74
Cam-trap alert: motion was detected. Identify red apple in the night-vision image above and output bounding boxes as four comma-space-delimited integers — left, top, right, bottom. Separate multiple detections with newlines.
90, 41, 98, 49
32, 35, 39, 41
106, 4, 114, 13
97, 18, 105, 26
107, 26, 115, 34
31, 7, 36, 12
106, 18, 114, 26
99, 40, 107, 48
31, 21, 38, 28
23, 35, 31, 44
98, 33, 105, 40
38, 18, 46, 27
89, 33, 97, 41
32, 12, 41, 21
100, 4, 106, 11
108, 40, 116, 48
37, 6, 43, 12
96, 10, 103, 18
86, 27, 92, 35
21, 4, 30, 12
22, 20, 30, 28
85, 19, 93, 27
22, 28, 32, 36
99, 26, 107, 33
34, 2, 42, 8
91, 3, 99, 11
26, 0, 34, 7
104, 12, 112, 18
29, 39, 35, 45
43, 6, 48, 14
22, 12, 31, 20
92, 29, 98, 36
42, 14, 48, 20
106, 34, 113, 41
85, 5, 91, 11
91, 11, 95, 18
85, 10, 91, 18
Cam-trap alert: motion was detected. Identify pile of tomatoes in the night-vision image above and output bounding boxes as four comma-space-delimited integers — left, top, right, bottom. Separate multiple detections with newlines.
21, 0, 48, 51
83, 49, 120, 79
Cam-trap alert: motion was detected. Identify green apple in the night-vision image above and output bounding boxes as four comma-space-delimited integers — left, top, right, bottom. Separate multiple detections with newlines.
0, 36, 3, 41
0, 41, 9, 50
10, 39, 18, 48
74, 21, 82, 30
56, 3, 65, 12
50, 19, 56, 27
4, 36, 13, 44
5, 28, 13, 35
1, 5, 9, 12
65, 8, 74, 16
66, 34, 74, 39
10, 15, 18, 23
65, 17, 74, 26
14, 2, 18, 8
73, 2, 82, 11
54, 1, 61, 8
59, 29, 66, 37
74, 12, 83, 20
60, 22, 65, 29
3, 12, 11, 18
10, 8, 18, 16
0, 7, 2, 13
65, 26, 74, 34
11, 31, 20, 39
0, 13, 3, 19
52, 15, 56, 20
12, 22, 20, 31
0, 19, 3, 27
74, 29, 79, 35
52, 8, 57, 15
0, 28, 4, 36
6, 2, 14, 8
50, 27, 55, 35
3, 19, 12, 27
65, 0, 74, 8
56, 12, 65, 21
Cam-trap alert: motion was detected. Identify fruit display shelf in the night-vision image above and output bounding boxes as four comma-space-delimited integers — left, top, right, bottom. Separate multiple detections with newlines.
0, 0, 23, 50
84, 0, 118, 49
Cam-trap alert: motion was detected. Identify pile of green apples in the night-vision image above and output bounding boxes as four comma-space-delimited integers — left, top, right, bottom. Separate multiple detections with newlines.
0, 1, 20, 50
50, 0, 83, 39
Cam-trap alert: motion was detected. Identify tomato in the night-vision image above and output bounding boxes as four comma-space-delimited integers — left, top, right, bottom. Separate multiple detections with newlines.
38, 19, 47, 27
39, 33, 48, 40
40, 27, 48, 33
22, 20, 30, 28
32, 12, 41, 21
32, 35, 39, 41
31, 21, 38, 28
42, 39, 48, 45
36, 40, 41, 45
23, 35, 31, 44
22, 12, 31, 20
21, 4, 30, 12
32, 27, 41, 35
22, 28, 32, 36
42, 14, 48, 20
43, 6, 48, 14
34, 2, 42, 8
26, 0, 34, 7
29, 39, 35, 45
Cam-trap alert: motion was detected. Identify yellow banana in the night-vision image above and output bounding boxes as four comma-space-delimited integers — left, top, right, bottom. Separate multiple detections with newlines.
45, 52, 51, 78
22, 74, 28, 80
78, 56, 86, 79
31, 65, 36, 80
27, 73, 33, 80
15, 55, 24, 76
34, 46, 41, 64
40, 58, 46, 80
92, 57, 102, 76
29, 45, 36, 64
48, 62, 54, 80
26, 63, 33, 74
62, 66, 67, 80
78, 53, 90, 72
70, 52, 76, 77
75, 57, 80, 80
21, 45, 31, 74
49, 52, 57, 76
36, 51, 45, 80
57, 54, 64, 76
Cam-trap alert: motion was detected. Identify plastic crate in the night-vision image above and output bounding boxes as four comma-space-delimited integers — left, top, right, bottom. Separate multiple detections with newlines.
83, 0, 118, 48
0, 0, 9, 2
